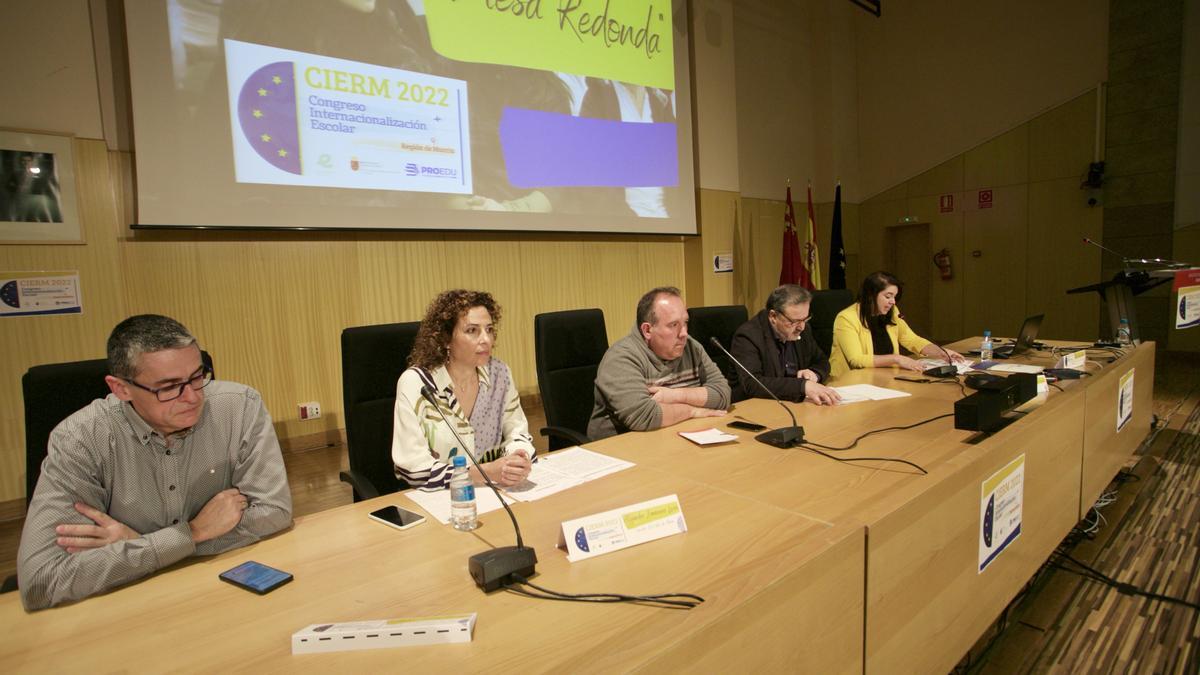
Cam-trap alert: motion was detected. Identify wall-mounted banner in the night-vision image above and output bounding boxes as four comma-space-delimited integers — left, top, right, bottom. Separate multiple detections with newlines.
1173, 269, 1200, 329
980, 454, 1024, 573
0, 272, 81, 317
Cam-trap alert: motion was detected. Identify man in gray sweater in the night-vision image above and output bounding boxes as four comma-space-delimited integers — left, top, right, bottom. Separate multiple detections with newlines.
588, 287, 731, 440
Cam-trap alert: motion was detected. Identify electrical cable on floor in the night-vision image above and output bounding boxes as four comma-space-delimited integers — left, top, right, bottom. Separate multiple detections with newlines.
1050, 553, 1200, 612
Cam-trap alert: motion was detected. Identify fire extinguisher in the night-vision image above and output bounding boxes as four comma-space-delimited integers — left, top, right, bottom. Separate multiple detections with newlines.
933, 248, 953, 280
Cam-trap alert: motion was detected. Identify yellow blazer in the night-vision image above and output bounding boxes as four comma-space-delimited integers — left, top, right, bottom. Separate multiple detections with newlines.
829, 304, 932, 379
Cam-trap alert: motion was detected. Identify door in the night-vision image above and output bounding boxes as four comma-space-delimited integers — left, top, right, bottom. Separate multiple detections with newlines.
885, 223, 932, 341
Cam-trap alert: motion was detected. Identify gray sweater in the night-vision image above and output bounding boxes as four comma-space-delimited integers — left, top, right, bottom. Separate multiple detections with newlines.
588, 326, 731, 440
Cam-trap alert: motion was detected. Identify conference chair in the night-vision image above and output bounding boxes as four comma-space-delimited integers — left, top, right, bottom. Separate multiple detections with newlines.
810, 289, 854, 355
6, 352, 216, 594
339, 321, 419, 502
533, 309, 609, 450
685, 305, 748, 384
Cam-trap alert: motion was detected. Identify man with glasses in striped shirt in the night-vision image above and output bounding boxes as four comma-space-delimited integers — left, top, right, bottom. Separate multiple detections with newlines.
17, 314, 292, 610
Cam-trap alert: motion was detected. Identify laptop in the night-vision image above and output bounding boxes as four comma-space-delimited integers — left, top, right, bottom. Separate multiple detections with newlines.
992, 314, 1044, 358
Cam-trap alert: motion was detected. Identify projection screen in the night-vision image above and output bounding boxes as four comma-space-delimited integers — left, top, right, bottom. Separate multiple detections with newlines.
124, 0, 697, 234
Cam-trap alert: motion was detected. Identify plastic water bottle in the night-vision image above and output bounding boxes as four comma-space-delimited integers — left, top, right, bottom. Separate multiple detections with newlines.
980, 330, 993, 361
449, 455, 478, 531
1117, 318, 1133, 347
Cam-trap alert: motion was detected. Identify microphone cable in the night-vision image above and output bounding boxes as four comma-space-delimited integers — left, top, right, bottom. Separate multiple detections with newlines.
504, 574, 704, 610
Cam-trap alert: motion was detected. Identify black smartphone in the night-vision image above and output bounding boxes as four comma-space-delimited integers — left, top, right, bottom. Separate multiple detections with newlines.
368, 505, 426, 531
728, 420, 767, 432
219, 561, 293, 595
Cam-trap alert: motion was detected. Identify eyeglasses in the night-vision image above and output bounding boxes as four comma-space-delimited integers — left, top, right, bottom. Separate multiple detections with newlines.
122, 366, 213, 402
773, 310, 811, 328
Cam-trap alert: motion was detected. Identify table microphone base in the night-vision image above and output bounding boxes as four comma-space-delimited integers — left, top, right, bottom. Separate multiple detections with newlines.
469, 546, 538, 593
923, 365, 958, 378
755, 425, 804, 448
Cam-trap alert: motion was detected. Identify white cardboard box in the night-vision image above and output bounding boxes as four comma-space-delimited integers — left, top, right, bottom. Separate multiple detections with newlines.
292, 614, 476, 654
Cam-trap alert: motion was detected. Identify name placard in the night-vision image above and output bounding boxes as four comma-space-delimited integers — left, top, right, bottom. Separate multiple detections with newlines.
557, 494, 687, 562
1055, 350, 1086, 370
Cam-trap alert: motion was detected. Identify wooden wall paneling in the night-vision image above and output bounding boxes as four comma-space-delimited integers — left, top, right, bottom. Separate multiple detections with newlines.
1026, 178, 1103, 341
964, 124, 1031, 191
857, 197, 906, 282
0, 140, 128, 501
962, 184, 1029, 338
1029, 90, 1099, 183
905, 194, 965, 342
906, 155, 965, 199
697, 188, 738, 307
354, 236, 450, 327
743, 197, 786, 311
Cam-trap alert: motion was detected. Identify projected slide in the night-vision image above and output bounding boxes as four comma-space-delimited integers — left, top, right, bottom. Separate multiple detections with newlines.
225, 40, 471, 194
126, 0, 697, 234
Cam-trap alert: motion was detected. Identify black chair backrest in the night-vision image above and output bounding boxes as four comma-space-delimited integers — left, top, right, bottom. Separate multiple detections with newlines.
534, 309, 608, 450
340, 322, 420, 499
810, 289, 855, 355
686, 305, 749, 384
22, 351, 215, 505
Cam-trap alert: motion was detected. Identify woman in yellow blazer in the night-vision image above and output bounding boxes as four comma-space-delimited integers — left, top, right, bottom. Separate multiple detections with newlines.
829, 271, 965, 378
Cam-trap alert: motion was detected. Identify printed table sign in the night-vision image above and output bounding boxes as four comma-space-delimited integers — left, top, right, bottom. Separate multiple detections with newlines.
558, 494, 687, 562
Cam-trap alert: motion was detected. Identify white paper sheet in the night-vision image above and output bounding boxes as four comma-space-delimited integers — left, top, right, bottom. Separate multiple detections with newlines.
919, 358, 975, 374
678, 428, 739, 445
403, 486, 513, 525
831, 384, 913, 404
988, 363, 1043, 374
502, 447, 635, 502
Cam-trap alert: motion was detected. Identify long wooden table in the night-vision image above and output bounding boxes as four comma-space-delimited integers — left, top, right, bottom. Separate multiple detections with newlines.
0, 341, 1154, 673
0, 453, 864, 672
601, 339, 1156, 673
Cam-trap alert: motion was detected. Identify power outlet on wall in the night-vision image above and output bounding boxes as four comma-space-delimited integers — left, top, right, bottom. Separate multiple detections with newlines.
298, 401, 321, 420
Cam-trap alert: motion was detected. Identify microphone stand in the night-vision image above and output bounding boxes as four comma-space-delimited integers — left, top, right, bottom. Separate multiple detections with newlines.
420, 385, 537, 592
707, 337, 804, 448
923, 342, 959, 378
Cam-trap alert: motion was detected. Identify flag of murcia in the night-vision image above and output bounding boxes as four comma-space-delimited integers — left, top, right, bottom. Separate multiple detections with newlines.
237, 61, 301, 174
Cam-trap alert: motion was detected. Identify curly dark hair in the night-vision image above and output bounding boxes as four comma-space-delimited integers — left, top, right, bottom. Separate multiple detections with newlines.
408, 290, 502, 370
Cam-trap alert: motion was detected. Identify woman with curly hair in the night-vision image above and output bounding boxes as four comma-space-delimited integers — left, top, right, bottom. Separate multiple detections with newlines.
391, 290, 534, 490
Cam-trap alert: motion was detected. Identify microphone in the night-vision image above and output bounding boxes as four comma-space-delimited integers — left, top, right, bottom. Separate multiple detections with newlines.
923, 342, 959, 378
420, 385, 537, 592
707, 337, 804, 448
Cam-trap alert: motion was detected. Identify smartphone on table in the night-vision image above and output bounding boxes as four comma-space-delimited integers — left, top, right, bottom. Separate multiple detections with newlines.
368, 505, 426, 531
219, 560, 293, 595
727, 420, 767, 432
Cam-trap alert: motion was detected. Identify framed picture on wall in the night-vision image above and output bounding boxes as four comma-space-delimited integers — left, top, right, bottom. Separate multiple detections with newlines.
0, 129, 84, 244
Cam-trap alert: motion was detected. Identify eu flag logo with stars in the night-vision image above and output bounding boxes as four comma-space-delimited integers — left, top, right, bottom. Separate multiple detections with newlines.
237, 61, 301, 174
0, 281, 18, 308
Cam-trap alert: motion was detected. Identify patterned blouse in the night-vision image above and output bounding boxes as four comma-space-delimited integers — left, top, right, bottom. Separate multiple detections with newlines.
390, 358, 535, 490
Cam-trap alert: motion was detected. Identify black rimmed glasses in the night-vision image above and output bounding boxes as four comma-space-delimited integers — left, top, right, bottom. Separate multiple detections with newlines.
122, 366, 213, 402
773, 310, 811, 328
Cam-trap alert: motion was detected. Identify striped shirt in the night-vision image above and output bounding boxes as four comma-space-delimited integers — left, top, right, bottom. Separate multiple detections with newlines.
17, 381, 293, 610
391, 360, 535, 490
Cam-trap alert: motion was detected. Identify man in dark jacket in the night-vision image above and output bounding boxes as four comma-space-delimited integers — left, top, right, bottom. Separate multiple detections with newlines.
730, 285, 840, 405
